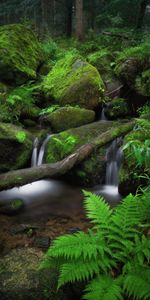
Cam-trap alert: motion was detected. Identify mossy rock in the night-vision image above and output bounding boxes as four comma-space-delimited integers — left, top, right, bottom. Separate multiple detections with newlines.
42, 106, 95, 132
87, 49, 114, 81
105, 98, 131, 120
119, 128, 150, 195
115, 43, 150, 96
0, 198, 25, 215
0, 248, 83, 300
0, 123, 33, 172
42, 52, 105, 109
0, 24, 44, 84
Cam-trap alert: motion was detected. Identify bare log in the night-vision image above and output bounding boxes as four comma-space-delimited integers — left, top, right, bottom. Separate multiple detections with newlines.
0, 121, 135, 191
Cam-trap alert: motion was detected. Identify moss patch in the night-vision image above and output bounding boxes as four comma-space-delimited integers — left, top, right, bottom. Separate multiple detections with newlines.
0, 24, 44, 84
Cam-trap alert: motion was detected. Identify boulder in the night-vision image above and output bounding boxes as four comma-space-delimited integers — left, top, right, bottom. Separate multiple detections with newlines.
0, 24, 44, 84
105, 98, 131, 119
41, 106, 95, 132
0, 123, 33, 172
42, 53, 104, 109
115, 43, 150, 98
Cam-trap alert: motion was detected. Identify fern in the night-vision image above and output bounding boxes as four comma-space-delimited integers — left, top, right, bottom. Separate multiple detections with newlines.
41, 190, 150, 300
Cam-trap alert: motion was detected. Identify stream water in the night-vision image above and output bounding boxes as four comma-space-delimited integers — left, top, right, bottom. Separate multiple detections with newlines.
0, 131, 122, 220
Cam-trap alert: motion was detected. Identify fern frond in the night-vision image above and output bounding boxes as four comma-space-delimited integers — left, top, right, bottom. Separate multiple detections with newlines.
83, 191, 112, 231
123, 265, 150, 300
133, 235, 150, 264
47, 231, 110, 260
57, 259, 100, 288
83, 276, 123, 300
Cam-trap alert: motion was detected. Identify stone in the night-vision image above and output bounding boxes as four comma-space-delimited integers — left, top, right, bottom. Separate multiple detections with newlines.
0, 123, 33, 172
41, 106, 95, 132
42, 52, 105, 109
0, 24, 44, 84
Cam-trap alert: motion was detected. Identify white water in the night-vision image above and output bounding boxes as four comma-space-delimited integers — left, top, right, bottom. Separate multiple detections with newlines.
31, 135, 51, 167
100, 107, 107, 121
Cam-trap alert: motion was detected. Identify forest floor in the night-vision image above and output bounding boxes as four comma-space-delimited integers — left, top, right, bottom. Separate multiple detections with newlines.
0, 209, 90, 256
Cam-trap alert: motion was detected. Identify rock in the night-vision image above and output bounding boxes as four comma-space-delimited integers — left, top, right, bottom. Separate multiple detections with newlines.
0, 123, 33, 172
0, 248, 84, 300
115, 43, 150, 101
42, 52, 104, 109
44, 120, 126, 185
0, 198, 24, 215
41, 106, 95, 132
105, 78, 123, 98
0, 24, 44, 84
105, 98, 131, 119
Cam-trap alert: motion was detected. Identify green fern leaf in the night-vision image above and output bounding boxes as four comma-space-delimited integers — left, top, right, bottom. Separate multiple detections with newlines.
123, 265, 150, 300
83, 191, 112, 231
83, 276, 123, 300
57, 259, 100, 288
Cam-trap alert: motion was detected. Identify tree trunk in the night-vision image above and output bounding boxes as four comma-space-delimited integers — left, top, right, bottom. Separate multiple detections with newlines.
0, 121, 135, 191
75, 0, 84, 41
136, 0, 148, 29
66, 0, 73, 37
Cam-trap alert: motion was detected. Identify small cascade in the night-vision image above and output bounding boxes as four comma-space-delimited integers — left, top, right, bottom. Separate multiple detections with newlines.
31, 135, 52, 167
105, 138, 122, 187
37, 135, 51, 166
100, 107, 107, 121
31, 138, 39, 167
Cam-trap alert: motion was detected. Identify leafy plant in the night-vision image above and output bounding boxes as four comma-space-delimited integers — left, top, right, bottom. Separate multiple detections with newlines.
41, 190, 150, 300
16, 131, 26, 143
39, 105, 60, 116
52, 134, 77, 159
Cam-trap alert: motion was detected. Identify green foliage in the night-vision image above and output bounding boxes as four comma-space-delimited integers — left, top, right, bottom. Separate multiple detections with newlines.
138, 103, 150, 117
41, 38, 65, 65
15, 131, 26, 143
41, 190, 150, 300
39, 105, 60, 116
46, 133, 78, 163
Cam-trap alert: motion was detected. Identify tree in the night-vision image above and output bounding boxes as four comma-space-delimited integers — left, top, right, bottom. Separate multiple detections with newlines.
136, 0, 149, 30
75, 0, 84, 40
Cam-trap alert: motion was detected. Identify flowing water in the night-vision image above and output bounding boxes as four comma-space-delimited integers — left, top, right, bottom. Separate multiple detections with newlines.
0, 134, 123, 220
100, 107, 107, 121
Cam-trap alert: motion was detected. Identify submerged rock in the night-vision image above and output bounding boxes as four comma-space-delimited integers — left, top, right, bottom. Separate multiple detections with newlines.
42, 52, 104, 109
0, 123, 33, 172
41, 106, 95, 132
0, 24, 44, 84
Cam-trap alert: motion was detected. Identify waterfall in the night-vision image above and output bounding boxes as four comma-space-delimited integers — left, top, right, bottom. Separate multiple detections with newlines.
31, 135, 51, 167
105, 138, 122, 187
31, 138, 39, 167
100, 107, 107, 121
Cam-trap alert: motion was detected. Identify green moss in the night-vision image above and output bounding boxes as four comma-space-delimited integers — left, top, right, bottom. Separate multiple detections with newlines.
135, 69, 150, 95
116, 43, 150, 63
0, 24, 44, 84
87, 49, 114, 80
16, 131, 26, 143
43, 52, 104, 109
44, 107, 95, 132
105, 98, 129, 119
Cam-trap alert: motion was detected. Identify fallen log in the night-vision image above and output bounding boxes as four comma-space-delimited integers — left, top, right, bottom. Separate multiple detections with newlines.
0, 121, 135, 191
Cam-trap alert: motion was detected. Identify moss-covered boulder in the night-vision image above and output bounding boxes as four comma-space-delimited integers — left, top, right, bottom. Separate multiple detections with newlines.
0, 123, 33, 172
44, 120, 125, 185
105, 98, 131, 120
42, 106, 95, 132
42, 52, 105, 109
115, 43, 150, 97
0, 24, 44, 84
